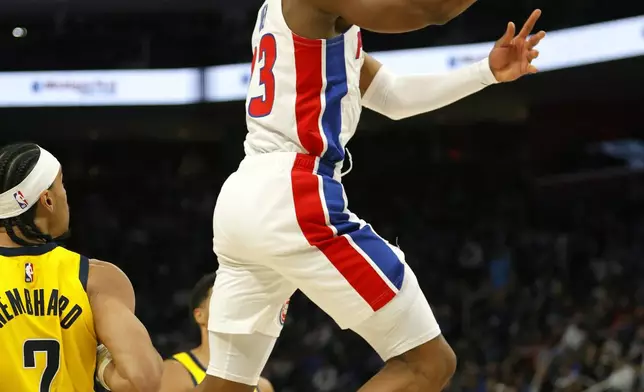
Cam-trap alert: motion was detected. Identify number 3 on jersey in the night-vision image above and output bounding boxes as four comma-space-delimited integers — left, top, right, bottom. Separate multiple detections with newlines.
248, 34, 277, 118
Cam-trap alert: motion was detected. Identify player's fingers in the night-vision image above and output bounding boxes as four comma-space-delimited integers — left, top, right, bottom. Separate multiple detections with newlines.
528, 49, 539, 61
518, 9, 542, 39
527, 64, 539, 74
497, 22, 515, 46
527, 31, 546, 49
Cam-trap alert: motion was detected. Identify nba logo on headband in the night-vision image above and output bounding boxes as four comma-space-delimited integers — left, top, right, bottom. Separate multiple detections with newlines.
13, 191, 28, 209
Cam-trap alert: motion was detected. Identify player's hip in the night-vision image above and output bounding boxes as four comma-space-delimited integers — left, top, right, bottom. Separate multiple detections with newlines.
214, 152, 353, 257
237, 151, 343, 178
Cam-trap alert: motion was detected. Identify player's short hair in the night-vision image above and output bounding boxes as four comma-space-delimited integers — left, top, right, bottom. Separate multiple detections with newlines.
190, 273, 216, 315
0, 143, 54, 246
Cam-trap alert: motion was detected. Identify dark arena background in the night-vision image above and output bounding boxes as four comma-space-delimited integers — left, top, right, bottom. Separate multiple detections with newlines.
1, 0, 644, 391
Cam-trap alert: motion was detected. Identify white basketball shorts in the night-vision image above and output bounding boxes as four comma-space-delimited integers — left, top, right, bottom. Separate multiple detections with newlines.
207, 152, 441, 382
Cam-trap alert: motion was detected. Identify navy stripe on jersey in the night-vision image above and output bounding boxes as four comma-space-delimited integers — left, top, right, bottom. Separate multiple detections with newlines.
0, 242, 57, 257
170, 358, 199, 386
79, 255, 89, 292
187, 351, 207, 372
320, 38, 349, 164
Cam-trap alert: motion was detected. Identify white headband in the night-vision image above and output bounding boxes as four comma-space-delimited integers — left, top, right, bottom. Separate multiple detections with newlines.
0, 147, 61, 219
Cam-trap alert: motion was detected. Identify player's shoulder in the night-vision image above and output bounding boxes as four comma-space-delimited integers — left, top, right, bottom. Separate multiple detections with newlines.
88, 259, 131, 286
258, 377, 275, 392
88, 259, 124, 273
35, 242, 83, 264
86, 259, 135, 306
162, 356, 189, 372
28, 244, 90, 287
160, 357, 195, 392
162, 356, 190, 373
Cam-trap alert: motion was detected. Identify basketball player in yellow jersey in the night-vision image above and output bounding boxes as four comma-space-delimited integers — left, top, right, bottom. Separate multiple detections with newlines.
160, 273, 274, 392
0, 142, 163, 392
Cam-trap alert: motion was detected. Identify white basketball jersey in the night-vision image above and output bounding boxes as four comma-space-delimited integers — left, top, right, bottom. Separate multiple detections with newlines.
243, 0, 365, 165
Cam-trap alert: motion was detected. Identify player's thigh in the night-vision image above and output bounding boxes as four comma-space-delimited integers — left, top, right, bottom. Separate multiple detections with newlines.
351, 265, 442, 361
275, 222, 409, 330
207, 260, 294, 385
206, 330, 278, 387
275, 220, 441, 359
209, 256, 295, 338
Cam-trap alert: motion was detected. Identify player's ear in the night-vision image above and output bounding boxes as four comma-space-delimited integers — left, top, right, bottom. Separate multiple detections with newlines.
193, 308, 205, 325
39, 191, 55, 213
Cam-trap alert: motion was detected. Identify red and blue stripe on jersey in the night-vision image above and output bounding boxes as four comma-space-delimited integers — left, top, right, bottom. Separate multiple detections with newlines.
291, 154, 405, 312
293, 33, 347, 164
290, 31, 404, 309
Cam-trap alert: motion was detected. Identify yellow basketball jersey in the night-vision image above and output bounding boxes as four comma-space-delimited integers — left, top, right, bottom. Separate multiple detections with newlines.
0, 242, 97, 392
172, 351, 260, 391
172, 351, 207, 385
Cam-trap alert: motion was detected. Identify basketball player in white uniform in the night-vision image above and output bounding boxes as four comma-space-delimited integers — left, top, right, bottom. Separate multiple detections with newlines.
199, 0, 546, 390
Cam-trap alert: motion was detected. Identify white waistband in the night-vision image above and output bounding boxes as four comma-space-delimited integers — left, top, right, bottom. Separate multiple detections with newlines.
240, 152, 344, 180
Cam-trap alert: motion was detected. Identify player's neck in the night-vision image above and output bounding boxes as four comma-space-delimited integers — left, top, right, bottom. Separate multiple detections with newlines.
0, 232, 22, 248
191, 345, 209, 366
192, 328, 210, 365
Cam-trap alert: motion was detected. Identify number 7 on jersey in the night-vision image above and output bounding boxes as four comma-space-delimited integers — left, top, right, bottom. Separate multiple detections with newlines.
248, 34, 277, 118
23, 339, 61, 392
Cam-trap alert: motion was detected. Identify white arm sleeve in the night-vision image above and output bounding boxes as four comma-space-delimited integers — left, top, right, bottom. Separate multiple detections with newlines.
361, 58, 499, 120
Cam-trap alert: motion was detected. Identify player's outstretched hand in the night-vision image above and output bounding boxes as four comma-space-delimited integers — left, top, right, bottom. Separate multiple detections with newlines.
489, 9, 547, 83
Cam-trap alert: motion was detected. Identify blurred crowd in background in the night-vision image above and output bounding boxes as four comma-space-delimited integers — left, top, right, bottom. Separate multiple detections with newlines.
21, 120, 641, 392
0, 0, 641, 70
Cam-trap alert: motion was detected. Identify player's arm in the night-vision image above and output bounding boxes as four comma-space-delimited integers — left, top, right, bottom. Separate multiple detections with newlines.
309, 0, 478, 33
158, 360, 195, 392
88, 260, 163, 392
360, 10, 546, 120
359, 53, 497, 120
258, 377, 275, 392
